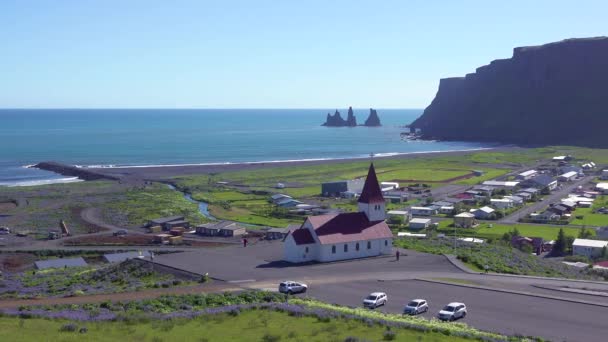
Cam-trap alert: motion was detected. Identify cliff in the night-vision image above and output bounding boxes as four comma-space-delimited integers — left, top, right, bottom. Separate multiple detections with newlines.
364, 108, 381, 126
409, 37, 608, 147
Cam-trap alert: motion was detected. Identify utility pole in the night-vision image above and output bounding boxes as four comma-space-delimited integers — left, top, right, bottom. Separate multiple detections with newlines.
453, 225, 457, 254
150, 251, 154, 273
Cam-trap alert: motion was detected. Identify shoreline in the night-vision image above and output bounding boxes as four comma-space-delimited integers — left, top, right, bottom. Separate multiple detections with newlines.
79, 146, 520, 182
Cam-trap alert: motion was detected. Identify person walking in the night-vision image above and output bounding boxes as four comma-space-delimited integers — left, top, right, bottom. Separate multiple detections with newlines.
243, 238, 248, 248
396, 250, 400, 261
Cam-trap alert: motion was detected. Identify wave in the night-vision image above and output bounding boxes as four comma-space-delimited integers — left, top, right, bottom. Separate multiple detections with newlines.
76, 147, 495, 169
0, 177, 83, 187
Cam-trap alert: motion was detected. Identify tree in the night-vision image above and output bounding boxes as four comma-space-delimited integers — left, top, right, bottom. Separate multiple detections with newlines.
578, 227, 593, 239
511, 227, 521, 237
601, 246, 608, 260
554, 228, 567, 255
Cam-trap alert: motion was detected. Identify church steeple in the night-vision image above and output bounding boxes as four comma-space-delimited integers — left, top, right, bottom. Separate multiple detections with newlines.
358, 163, 386, 221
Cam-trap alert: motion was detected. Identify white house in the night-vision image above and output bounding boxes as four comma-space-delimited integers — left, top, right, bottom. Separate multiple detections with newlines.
471, 206, 495, 219
409, 218, 431, 230
381, 182, 400, 190
596, 183, 608, 194
490, 198, 514, 209
387, 210, 411, 223
439, 206, 454, 214
482, 180, 520, 188
572, 239, 608, 258
516, 170, 538, 180
504, 195, 524, 205
283, 164, 393, 263
411, 206, 437, 216
558, 171, 578, 182
454, 212, 476, 228
601, 170, 608, 180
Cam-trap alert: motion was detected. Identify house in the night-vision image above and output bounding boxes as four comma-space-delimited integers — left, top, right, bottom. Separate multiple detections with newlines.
572, 239, 608, 258
552, 155, 570, 162
490, 198, 513, 209
597, 227, 608, 239
548, 204, 570, 216
482, 180, 520, 188
511, 236, 551, 254
35, 257, 87, 270
283, 164, 393, 263
595, 183, 608, 194
276, 198, 303, 208
219, 225, 246, 237
520, 188, 540, 195
516, 170, 538, 180
525, 175, 557, 191
383, 190, 408, 203
559, 166, 583, 175
409, 218, 431, 230
267, 225, 295, 240
558, 171, 578, 182
321, 179, 364, 197
153, 233, 172, 244
410, 206, 437, 216
504, 195, 524, 205
380, 182, 400, 190
601, 170, 608, 180
271, 194, 292, 203
515, 192, 533, 201
454, 212, 476, 228
146, 215, 184, 228
196, 221, 244, 236
439, 206, 454, 214
532, 211, 561, 222
472, 186, 494, 196
163, 220, 189, 231
471, 206, 495, 219
387, 210, 411, 223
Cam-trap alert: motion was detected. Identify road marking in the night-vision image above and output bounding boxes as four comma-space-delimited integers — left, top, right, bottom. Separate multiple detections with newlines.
227, 279, 256, 283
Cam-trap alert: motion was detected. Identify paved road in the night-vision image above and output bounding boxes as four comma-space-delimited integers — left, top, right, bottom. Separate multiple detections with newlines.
500, 175, 594, 223
302, 279, 608, 342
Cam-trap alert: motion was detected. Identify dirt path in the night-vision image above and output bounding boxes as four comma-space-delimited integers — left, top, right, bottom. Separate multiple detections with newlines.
80, 207, 125, 233
0, 282, 242, 310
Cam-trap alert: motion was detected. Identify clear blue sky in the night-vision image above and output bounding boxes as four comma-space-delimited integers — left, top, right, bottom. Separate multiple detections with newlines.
1, 0, 605, 108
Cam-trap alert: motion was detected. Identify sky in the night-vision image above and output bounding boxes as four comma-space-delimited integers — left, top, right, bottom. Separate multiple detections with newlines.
0, 0, 606, 109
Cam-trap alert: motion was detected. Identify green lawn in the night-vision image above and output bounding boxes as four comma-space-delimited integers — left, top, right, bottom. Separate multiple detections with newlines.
570, 207, 608, 226
0, 309, 476, 342
437, 221, 590, 241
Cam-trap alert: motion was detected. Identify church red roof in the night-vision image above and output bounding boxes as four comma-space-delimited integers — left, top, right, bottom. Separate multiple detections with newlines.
307, 212, 392, 245
358, 163, 384, 204
291, 227, 316, 245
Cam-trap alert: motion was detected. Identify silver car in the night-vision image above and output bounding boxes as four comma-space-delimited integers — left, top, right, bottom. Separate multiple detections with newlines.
278, 281, 308, 294
403, 299, 428, 315
363, 292, 388, 309
438, 302, 467, 321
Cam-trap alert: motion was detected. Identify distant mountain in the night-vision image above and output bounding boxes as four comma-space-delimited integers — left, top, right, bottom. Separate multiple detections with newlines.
322, 107, 382, 127
409, 37, 608, 147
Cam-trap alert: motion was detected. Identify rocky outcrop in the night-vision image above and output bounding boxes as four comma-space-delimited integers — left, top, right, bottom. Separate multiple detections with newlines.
33, 162, 120, 181
345, 107, 357, 126
409, 37, 608, 147
364, 108, 381, 126
322, 110, 347, 126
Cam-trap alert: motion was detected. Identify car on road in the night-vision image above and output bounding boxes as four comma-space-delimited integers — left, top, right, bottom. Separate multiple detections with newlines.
278, 281, 308, 294
403, 299, 428, 315
438, 302, 467, 321
363, 292, 388, 309
113, 229, 128, 237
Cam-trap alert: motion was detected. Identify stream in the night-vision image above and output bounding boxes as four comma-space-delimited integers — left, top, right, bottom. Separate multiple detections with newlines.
165, 184, 217, 220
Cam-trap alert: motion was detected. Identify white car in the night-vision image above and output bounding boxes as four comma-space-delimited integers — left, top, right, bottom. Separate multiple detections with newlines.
438, 302, 467, 321
403, 299, 428, 315
278, 281, 308, 294
363, 292, 388, 309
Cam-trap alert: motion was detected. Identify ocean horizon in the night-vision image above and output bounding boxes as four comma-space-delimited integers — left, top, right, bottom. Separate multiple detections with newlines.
0, 109, 497, 186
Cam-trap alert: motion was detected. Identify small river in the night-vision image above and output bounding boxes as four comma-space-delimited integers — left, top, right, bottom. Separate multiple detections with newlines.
165, 184, 217, 220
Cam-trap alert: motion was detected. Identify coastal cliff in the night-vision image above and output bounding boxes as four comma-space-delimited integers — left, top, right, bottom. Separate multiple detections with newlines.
409, 37, 608, 147
322, 107, 382, 127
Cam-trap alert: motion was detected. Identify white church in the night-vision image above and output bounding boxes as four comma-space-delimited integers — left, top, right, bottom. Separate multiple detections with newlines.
283, 163, 393, 263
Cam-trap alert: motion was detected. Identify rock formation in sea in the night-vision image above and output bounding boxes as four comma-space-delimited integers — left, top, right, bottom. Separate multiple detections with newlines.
408, 37, 608, 147
364, 108, 381, 126
345, 106, 357, 126
322, 110, 347, 126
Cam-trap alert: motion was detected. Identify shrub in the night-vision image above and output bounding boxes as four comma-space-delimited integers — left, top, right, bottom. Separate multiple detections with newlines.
79, 327, 88, 334
382, 330, 396, 341
59, 323, 78, 332
260, 333, 281, 342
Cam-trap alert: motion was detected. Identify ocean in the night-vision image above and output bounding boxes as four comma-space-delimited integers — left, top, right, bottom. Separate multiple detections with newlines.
0, 109, 495, 186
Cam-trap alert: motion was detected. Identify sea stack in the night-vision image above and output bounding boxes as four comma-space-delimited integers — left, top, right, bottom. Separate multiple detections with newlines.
409, 37, 608, 147
322, 110, 347, 126
364, 108, 381, 126
346, 106, 357, 126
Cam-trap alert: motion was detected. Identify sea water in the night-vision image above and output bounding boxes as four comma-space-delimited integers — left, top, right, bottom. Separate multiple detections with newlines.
0, 109, 495, 185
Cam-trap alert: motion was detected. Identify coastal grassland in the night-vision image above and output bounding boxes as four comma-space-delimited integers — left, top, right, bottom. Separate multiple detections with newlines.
0, 181, 125, 237
207, 203, 300, 227
0, 309, 479, 342
394, 237, 597, 279
103, 183, 209, 227
570, 196, 608, 226
436, 221, 590, 241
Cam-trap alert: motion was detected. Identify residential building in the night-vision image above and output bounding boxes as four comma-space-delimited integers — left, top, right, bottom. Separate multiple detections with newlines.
595, 183, 608, 194
387, 210, 411, 223
482, 180, 520, 188
516, 170, 538, 180
601, 170, 608, 180
219, 225, 246, 237
572, 239, 608, 258
439, 206, 454, 214
196, 221, 239, 236
453, 212, 476, 228
548, 204, 570, 216
321, 179, 364, 197
266, 226, 293, 240
271, 194, 292, 204
410, 206, 437, 216
276, 198, 303, 208
471, 206, 495, 219
380, 182, 400, 190
146, 216, 184, 228
515, 192, 533, 201
504, 195, 524, 205
520, 188, 540, 195
383, 190, 408, 203
490, 198, 514, 209
163, 220, 189, 231
284, 164, 393, 263
511, 236, 552, 254
531, 211, 560, 222
525, 175, 557, 191
103, 251, 150, 263
472, 186, 494, 196
409, 218, 431, 230
558, 171, 578, 182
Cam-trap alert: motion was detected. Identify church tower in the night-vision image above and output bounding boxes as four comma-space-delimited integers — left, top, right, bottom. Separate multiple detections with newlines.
357, 163, 386, 221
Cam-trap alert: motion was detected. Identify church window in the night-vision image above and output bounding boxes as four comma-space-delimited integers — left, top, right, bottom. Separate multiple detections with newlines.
305, 247, 309, 253
332, 245, 336, 254
356, 242, 360, 251
385, 240, 388, 246
344, 244, 348, 252
367, 241, 371, 249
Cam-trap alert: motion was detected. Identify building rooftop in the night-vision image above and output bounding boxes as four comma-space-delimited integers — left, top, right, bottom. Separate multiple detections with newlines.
103, 251, 150, 263
455, 212, 475, 218
307, 212, 392, 245
149, 216, 185, 224
573, 239, 608, 248
410, 218, 431, 224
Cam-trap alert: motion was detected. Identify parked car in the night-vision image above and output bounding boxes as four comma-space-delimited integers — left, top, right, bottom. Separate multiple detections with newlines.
403, 299, 428, 315
363, 292, 388, 309
438, 302, 467, 321
0, 227, 10, 235
278, 281, 308, 294
113, 229, 128, 237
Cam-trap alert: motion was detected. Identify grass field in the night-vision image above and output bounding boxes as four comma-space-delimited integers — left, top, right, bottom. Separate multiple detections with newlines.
436, 221, 588, 241
0, 308, 480, 342
570, 196, 608, 226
